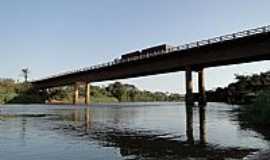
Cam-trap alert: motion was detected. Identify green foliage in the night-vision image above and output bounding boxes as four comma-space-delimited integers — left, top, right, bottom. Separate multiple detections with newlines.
0, 79, 16, 103
43, 82, 183, 104
91, 96, 118, 103
0, 77, 183, 104
168, 93, 184, 101
106, 82, 127, 101
7, 83, 46, 104
0, 79, 16, 93
255, 90, 270, 106
105, 82, 183, 102
0, 79, 46, 104
49, 87, 73, 101
209, 71, 270, 104
237, 90, 270, 126
250, 90, 270, 124
0, 93, 17, 104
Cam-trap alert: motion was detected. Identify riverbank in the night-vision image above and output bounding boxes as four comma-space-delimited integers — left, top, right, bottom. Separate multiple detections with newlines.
0, 79, 184, 104
234, 91, 270, 132
228, 90, 270, 160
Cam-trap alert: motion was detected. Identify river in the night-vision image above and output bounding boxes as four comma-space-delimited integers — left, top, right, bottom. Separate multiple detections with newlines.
0, 102, 269, 160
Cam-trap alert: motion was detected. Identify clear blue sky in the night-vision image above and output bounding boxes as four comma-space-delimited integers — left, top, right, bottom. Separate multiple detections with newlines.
1, 0, 270, 93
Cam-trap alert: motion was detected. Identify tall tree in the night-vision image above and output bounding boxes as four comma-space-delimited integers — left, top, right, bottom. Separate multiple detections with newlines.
21, 68, 30, 82
106, 82, 126, 101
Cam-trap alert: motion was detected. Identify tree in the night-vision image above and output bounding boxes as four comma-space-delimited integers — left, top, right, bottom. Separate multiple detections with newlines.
21, 68, 30, 82
234, 74, 249, 82
106, 82, 126, 101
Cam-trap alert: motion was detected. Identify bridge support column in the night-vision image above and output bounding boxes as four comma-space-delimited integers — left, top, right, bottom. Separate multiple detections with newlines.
85, 82, 90, 105
46, 88, 52, 104
185, 66, 194, 106
73, 82, 80, 105
198, 69, 207, 106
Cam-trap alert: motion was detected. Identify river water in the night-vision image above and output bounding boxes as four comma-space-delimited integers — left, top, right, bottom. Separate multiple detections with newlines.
0, 102, 269, 160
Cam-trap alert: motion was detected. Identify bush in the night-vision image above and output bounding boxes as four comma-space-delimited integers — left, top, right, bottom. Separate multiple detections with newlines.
238, 90, 270, 125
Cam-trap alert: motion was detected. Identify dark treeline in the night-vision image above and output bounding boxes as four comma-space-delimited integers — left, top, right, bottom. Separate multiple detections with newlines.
206, 71, 270, 132
206, 71, 270, 104
0, 79, 184, 104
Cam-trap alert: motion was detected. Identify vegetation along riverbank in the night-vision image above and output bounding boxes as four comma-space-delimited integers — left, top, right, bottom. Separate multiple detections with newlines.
207, 70, 270, 138
0, 79, 184, 104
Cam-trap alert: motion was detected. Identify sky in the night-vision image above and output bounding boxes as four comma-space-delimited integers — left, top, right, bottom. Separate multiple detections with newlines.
1, 0, 270, 93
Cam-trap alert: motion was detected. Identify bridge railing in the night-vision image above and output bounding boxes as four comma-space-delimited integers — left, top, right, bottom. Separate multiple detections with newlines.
33, 25, 270, 82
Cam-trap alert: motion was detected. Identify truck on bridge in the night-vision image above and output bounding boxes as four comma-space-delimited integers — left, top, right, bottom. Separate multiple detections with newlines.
120, 44, 175, 61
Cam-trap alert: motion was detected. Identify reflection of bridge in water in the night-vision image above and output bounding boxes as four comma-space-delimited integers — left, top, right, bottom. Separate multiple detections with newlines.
53, 105, 255, 159
0, 105, 258, 159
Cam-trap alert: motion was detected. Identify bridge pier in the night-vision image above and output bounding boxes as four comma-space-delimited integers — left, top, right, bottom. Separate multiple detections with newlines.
198, 69, 207, 106
73, 82, 80, 105
185, 66, 194, 106
85, 82, 90, 105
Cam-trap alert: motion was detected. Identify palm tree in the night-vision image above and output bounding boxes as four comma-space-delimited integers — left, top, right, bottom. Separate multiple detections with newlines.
21, 68, 30, 82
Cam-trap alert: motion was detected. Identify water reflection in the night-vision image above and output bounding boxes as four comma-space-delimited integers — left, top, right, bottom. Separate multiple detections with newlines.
89, 128, 253, 159
0, 103, 266, 160
51, 105, 256, 160
185, 105, 194, 144
20, 117, 27, 146
199, 105, 207, 145
185, 104, 207, 145
84, 108, 91, 130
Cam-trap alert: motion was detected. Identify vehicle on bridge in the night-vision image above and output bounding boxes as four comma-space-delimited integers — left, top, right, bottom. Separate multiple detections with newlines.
121, 50, 141, 61
142, 44, 174, 55
120, 44, 175, 61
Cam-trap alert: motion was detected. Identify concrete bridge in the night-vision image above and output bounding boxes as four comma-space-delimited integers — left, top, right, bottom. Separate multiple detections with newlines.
32, 25, 270, 105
